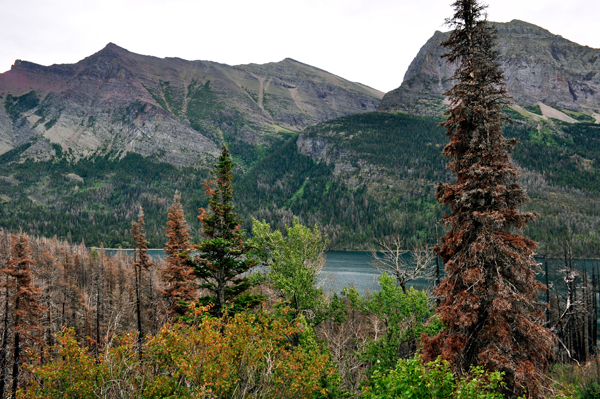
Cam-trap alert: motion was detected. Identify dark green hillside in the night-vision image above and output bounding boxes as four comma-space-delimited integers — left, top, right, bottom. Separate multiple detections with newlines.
1, 112, 600, 254
0, 149, 212, 248
236, 113, 454, 249
237, 112, 600, 254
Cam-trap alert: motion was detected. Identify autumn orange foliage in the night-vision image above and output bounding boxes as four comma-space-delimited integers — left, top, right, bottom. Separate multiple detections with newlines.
19, 305, 334, 398
161, 192, 196, 316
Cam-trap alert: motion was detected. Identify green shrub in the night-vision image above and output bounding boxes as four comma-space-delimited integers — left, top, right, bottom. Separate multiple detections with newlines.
343, 273, 442, 377
524, 104, 543, 115
362, 356, 504, 399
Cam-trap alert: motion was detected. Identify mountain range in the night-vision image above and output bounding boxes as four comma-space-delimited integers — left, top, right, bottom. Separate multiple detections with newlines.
0, 43, 383, 167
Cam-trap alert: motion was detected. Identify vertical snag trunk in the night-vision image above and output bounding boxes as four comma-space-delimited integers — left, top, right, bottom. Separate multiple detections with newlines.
545, 256, 550, 324
131, 207, 151, 353
591, 264, 598, 356
135, 262, 143, 351
96, 282, 100, 356
11, 331, 18, 397
0, 280, 9, 399
435, 225, 441, 307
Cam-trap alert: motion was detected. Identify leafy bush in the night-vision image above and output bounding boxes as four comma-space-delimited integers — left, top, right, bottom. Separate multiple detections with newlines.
362, 356, 505, 399
343, 273, 442, 377
251, 217, 329, 325
20, 306, 336, 398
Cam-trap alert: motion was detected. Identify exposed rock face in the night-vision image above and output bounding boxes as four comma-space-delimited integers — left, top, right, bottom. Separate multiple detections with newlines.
378, 20, 600, 118
0, 44, 383, 166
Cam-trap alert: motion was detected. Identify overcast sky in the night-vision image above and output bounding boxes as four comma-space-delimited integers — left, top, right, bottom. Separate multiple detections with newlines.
1, 0, 599, 93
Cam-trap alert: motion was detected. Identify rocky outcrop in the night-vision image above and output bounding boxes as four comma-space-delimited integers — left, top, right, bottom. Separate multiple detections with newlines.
379, 20, 600, 118
0, 44, 384, 166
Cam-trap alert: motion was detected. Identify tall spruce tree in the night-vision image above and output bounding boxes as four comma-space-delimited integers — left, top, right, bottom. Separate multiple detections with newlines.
188, 145, 259, 315
161, 192, 196, 316
0, 234, 44, 396
421, 1, 554, 397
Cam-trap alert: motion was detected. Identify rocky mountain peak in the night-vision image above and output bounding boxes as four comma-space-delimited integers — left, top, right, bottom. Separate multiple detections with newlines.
0, 45, 383, 166
379, 20, 600, 120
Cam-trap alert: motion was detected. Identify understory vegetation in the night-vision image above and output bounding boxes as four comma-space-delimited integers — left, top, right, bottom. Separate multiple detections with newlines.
0, 145, 596, 398
0, 225, 595, 398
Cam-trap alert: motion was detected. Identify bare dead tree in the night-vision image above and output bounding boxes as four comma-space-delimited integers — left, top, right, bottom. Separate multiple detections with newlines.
368, 236, 435, 294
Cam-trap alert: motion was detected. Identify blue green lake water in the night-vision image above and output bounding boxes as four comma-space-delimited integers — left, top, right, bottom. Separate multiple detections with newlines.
103, 248, 600, 296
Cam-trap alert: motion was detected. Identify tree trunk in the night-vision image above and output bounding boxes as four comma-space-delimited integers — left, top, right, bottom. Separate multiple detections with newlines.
11, 331, 19, 397
0, 282, 9, 399
96, 282, 100, 356
592, 266, 599, 355
135, 263, 143, 353
435, 225, 441, 308
545, 256, 550, 324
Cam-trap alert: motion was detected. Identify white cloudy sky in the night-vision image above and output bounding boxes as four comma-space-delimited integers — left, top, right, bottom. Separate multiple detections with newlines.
1, 0, 598, 93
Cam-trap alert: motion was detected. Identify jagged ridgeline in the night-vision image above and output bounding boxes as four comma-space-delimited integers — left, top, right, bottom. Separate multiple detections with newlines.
0, 44, 383, 169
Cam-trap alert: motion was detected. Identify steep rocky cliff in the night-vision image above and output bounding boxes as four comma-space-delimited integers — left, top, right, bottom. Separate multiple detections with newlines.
0, 44, 383, 166
378, 20, 600, 122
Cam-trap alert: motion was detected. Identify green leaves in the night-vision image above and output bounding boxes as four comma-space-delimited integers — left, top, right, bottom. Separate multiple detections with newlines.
344, 273, 439, 377
362, 356, 505, 399
251, 217, 328, 324
190, 145, 258, 314
22, 311, 335, 399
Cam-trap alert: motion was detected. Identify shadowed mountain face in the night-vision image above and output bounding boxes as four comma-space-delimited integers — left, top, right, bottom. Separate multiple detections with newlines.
0, 43, 383, 166
378, 20, 600, 121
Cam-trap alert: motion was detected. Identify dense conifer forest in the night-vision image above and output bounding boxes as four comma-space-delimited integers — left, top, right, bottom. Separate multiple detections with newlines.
2, 113, 600, 255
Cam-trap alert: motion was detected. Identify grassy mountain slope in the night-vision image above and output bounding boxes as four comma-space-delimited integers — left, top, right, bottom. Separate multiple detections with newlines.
0, 44, 383, 168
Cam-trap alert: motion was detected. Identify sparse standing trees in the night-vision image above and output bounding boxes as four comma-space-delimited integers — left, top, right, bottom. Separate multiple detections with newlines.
0, 233, 11, 399
421, 1, 554, 397
0, 234, 45, 396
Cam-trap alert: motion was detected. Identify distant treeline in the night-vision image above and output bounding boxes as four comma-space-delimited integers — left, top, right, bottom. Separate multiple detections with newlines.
1, 112, 600, 255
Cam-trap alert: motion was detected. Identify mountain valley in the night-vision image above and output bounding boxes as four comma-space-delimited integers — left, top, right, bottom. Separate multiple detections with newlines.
1, 21, 600, 255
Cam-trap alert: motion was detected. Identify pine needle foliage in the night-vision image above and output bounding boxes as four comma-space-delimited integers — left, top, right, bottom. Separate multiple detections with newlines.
0, 234, 44, 396
161, 192, 196, 316
189, 145, 259, 315
421, 1, 554, 397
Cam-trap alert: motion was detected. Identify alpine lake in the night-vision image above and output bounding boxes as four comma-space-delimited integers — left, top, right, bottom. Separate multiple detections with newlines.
103, 249, 598, 296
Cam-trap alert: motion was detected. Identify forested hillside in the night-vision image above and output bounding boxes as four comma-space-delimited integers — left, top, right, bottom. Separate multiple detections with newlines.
238, 112, 600, 255
2, 111, 599, 255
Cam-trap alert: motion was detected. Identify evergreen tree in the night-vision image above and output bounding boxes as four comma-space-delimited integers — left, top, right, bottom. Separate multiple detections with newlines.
421, 1, 554, 397
131, 207, 152, 348
0, 234, 44, 396
188, 145, 259, 315
161, 192, 196, 316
